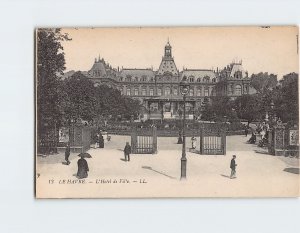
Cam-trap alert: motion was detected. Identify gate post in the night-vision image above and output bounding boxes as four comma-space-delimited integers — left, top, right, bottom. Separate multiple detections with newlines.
131, 126, 137, 154
199, 123, 204, 154
152, 126, 157, 154
222, 128, 226, 155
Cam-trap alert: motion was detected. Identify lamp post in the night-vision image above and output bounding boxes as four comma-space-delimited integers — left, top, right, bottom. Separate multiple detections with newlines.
179, 76, 190, 179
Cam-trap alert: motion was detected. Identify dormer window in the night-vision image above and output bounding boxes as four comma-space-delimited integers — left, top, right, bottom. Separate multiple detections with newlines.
204, 76, 210, 83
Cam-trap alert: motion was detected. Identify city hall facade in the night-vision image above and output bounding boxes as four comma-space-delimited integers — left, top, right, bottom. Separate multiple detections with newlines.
66, 41, 254, 120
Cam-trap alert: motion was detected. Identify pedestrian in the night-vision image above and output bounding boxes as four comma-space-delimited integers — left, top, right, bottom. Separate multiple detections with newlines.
245, 127, 248, 137
99, 134, 104, 148
191, 136, 196, 149
94, 133, 99, 149
123, 142, 132, 162
65, 143, 71, 165
230, 155, 237, 179
77, 155, 89, 179
177, 131, 183, 144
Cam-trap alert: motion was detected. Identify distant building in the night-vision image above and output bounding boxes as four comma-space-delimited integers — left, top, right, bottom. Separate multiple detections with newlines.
65, 41, 255, 120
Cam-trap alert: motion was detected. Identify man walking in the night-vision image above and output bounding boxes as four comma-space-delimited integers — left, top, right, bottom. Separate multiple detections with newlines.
124, 142, 132, 162
65, 143, 71, 165
230, 155, 237, 179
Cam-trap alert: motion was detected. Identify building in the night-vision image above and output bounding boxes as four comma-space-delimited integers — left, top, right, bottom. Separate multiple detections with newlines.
67, 41, 255, 120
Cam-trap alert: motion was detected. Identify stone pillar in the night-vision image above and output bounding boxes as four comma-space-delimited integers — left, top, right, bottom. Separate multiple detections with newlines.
274, 125, 286, 156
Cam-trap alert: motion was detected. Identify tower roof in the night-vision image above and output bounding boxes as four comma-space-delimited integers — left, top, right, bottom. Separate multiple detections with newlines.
88, 59, 107, 77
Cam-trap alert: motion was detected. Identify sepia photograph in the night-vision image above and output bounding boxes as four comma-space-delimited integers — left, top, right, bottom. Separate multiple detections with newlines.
35, 27, 299, 198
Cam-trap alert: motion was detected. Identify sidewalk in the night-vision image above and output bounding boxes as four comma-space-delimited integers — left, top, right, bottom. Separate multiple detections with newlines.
36, 135, 299, 198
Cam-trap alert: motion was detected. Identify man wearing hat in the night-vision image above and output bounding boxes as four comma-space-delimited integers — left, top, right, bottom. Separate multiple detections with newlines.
230, 155, 237, 179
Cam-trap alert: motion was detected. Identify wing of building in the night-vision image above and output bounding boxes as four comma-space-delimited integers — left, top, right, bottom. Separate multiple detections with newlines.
64, 41, 255, 120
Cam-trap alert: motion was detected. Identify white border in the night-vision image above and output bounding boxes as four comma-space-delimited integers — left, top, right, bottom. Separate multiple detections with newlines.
0, 0, 299, 232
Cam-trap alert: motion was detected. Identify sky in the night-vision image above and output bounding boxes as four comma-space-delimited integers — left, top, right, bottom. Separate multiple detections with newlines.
61, 27, 298, 79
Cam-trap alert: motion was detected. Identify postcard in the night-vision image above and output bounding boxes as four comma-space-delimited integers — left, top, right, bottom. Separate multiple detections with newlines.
35, 26, 299, 198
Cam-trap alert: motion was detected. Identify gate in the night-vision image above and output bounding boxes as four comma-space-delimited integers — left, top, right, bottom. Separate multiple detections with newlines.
131, 126, 157, 154
199, 123, 226, 155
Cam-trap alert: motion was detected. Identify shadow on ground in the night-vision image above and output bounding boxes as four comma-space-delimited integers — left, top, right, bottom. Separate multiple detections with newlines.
283, 167, 299, 174
142, 166, 176, 179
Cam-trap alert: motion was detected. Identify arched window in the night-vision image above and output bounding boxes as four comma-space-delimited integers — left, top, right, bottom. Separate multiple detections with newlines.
126, 76, 131, 82
173, 88, 178, 95
197, 78, 201, 82
126, 88, 131, 96
204, 76, 210, 83
244, 85, 248, 94
212, 78, 216, 83
165, 87, 171, 95
189, 89, 194, 96
189, 76, 194, 82
197, 89, 201, 96
235, 85, 242, 95
142, 88, 146, 96
134, 88, 139, 96
157, 88, 162, 96
204, 88, 209, 96
149, 89, 154, 96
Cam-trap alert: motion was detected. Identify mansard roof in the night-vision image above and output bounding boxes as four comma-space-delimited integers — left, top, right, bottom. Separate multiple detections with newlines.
119, 68, 155, 78
157, 59, 178, 76
229, 63, 247, 78
180, 69, 217, 79
88, 60, 107, 77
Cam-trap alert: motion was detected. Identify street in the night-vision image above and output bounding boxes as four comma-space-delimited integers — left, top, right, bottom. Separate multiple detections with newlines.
36, 135, 299, 198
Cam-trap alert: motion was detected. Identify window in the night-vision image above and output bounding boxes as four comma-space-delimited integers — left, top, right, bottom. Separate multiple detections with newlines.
204, 76, 210, 82
135, 77, 139, 82
212, 78, 216, 83
244, 85, 248, 94
204, 88, 209, 96
157, 88, 162, 96
134, 88, 139, 96
197, 78, 201, 82
197, 89, 201, 96
126, 76, 131, 82
189, 89, 194, 96
142, 89, 146, 96
119, 77, 123, 82
126, 88, 131, 96
189, 76, 194, 82
165, 87, 171, 95
150, 77, 154, 82
149, 89, 154, 96
235, 85, 242, 95
173, 88, 178, 95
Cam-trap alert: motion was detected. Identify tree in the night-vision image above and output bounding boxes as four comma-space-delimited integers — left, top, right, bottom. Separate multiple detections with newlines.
37, 29, 71, 152
201, 97, 213, 121
37, 29, 71, 126
250, 72, 277, 94
62, 72, 97, 123
273, 73, 298, 124
234, 94, 261, 125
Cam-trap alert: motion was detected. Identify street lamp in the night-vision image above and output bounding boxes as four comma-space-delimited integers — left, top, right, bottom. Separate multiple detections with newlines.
179, 76, 190, 179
